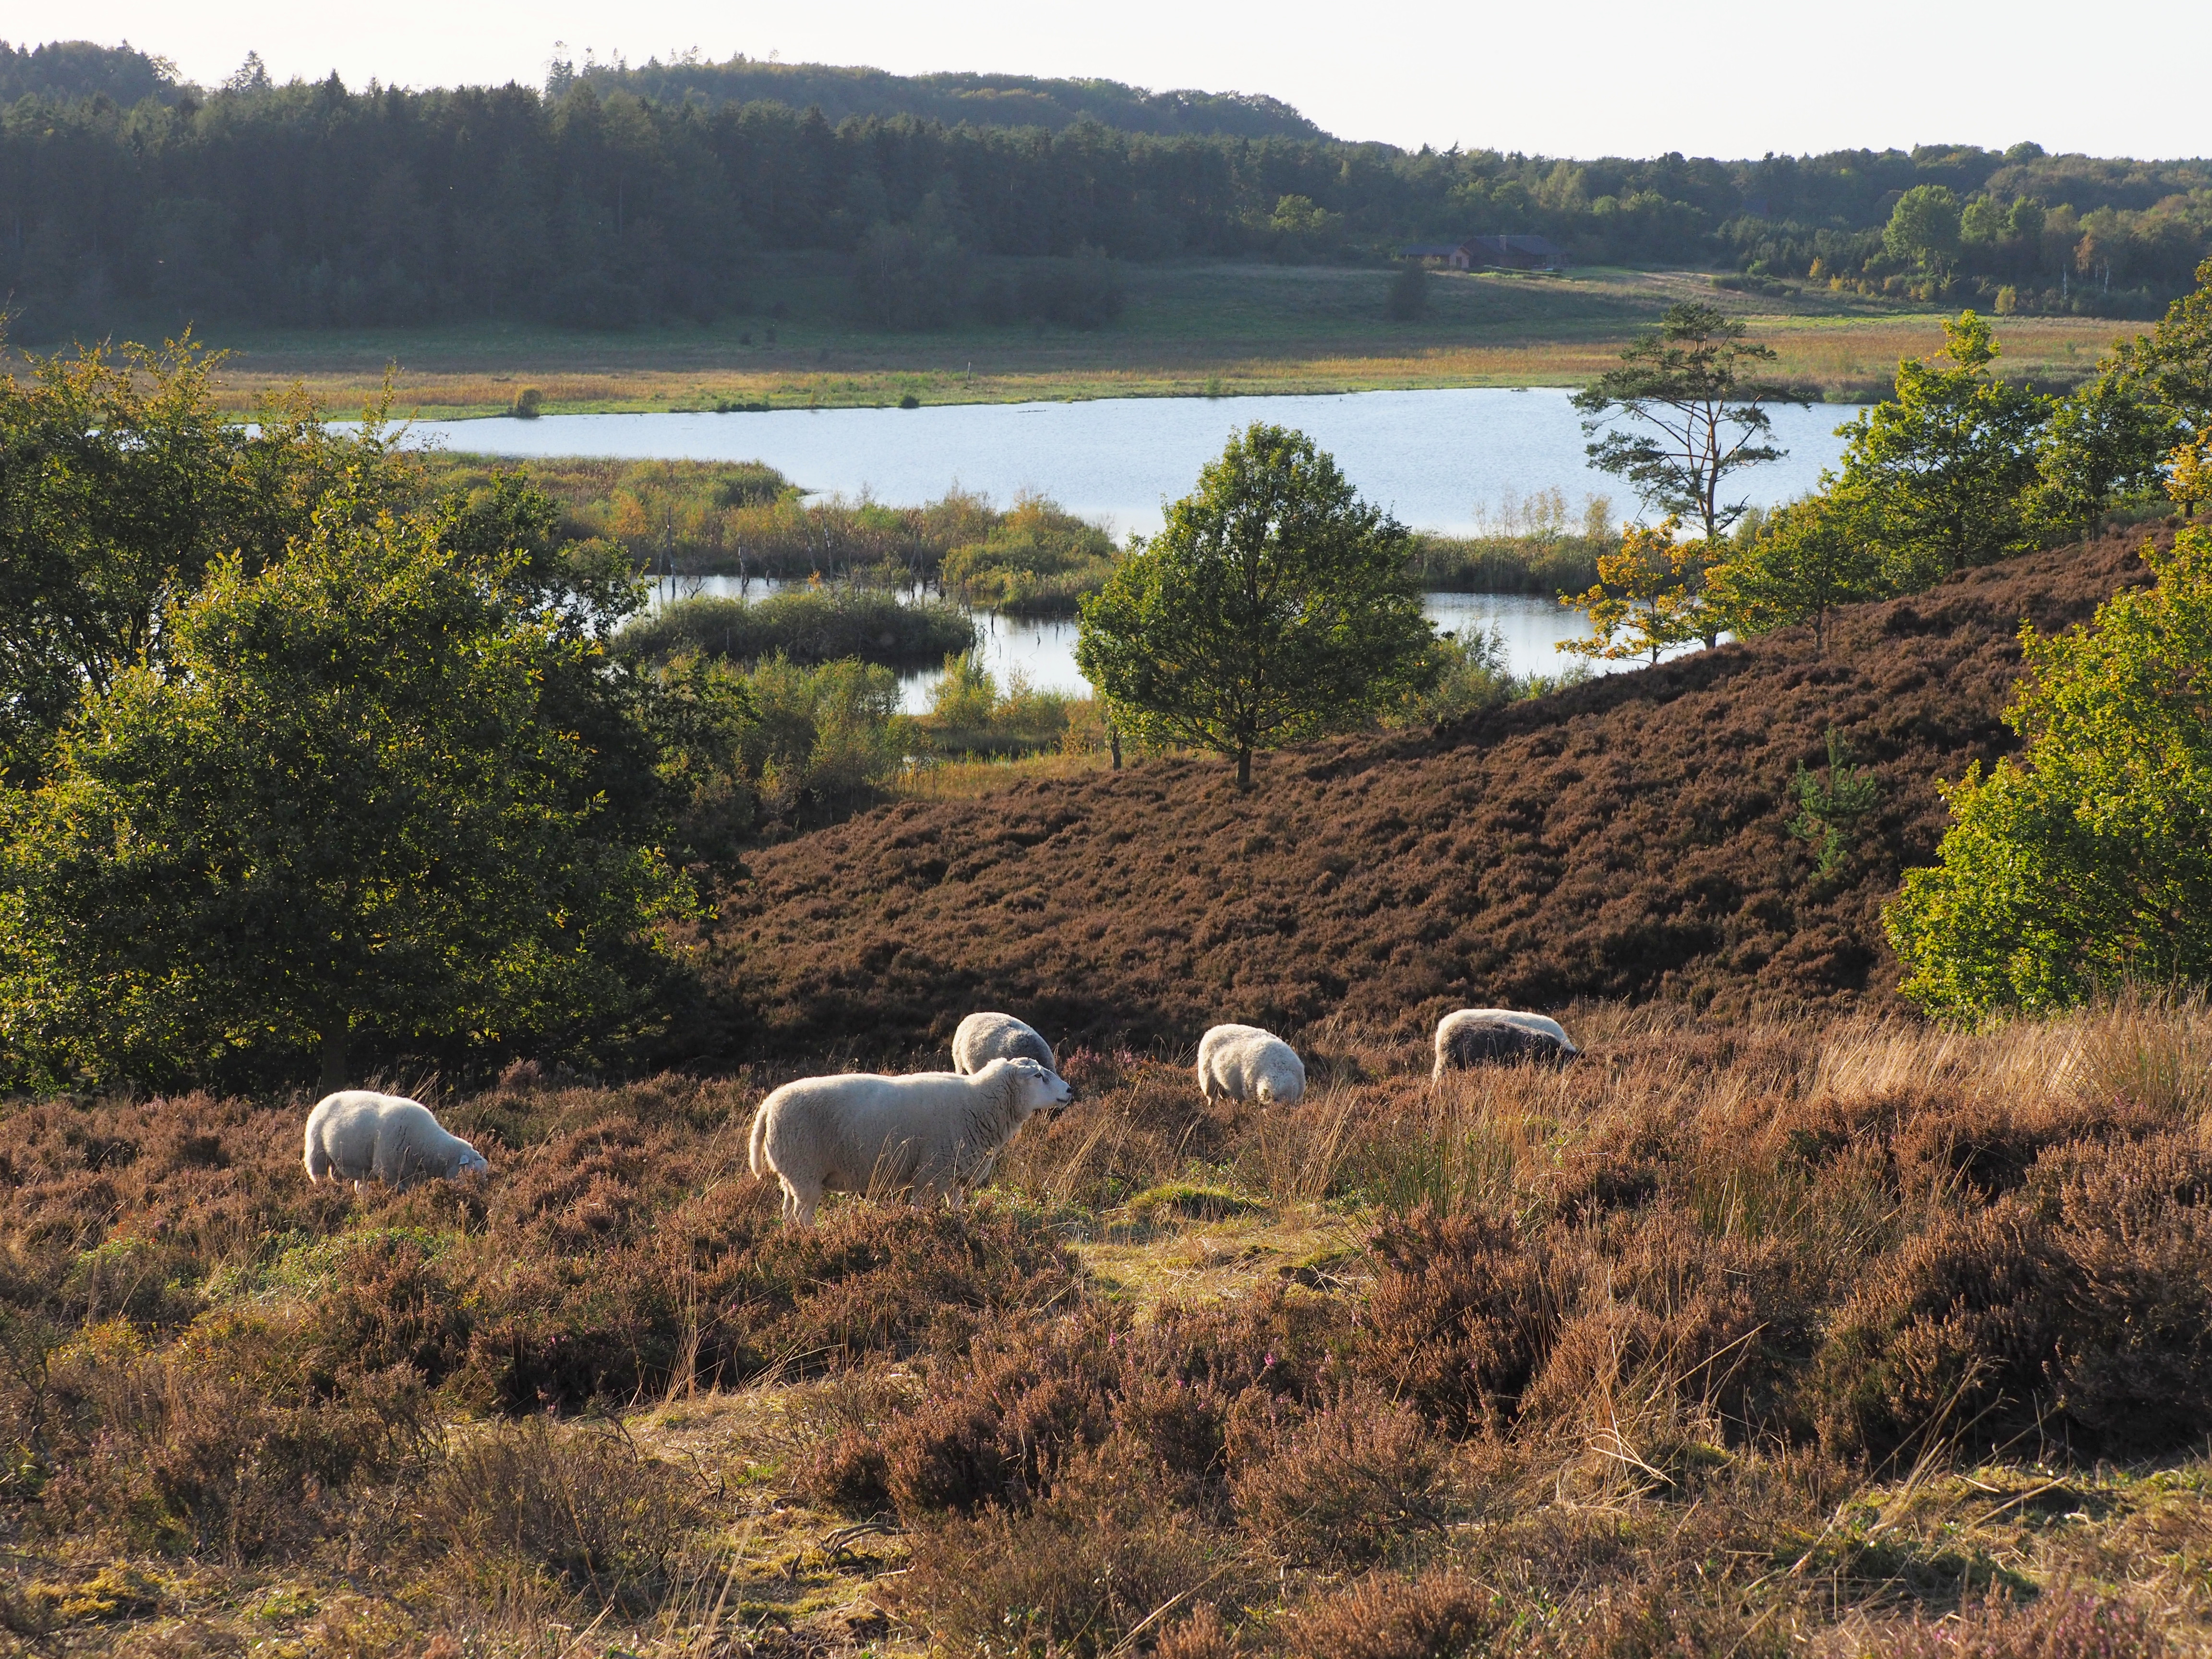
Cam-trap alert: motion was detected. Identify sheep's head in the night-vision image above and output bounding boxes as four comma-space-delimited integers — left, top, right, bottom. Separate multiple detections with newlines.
996, 1057, 1073, 1118
454, 1142, 491, 1176
1255, 1062, 1307, 1107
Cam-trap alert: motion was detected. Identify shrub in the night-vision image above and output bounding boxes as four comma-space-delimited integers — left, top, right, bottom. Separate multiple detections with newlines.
1814, 1133, 2212, 1460
890, 1435, 1244, 1659
1228, 1387, 1445, 1563
1385, 264, 1430, 322
939, 495, 1120, 616
1868, 1589, 2167, 1659
1360, 1208, 1573, 1435
1887, 529, 2212, 1022
417, 1418, 700, 1615
803, 1287, 1348, 1522
42, 1322, 430, 1560
1274, 1569, 1505, 1659
303, 1233, 472, 1386
620, 586, 974, 670
467, 1202, 1075, 1414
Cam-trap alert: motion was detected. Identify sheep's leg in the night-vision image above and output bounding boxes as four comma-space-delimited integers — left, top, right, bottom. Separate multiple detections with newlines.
781, 1174, 821, 1227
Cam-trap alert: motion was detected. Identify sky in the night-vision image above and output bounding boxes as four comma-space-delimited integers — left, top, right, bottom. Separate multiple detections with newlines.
16, 0, 2210, 161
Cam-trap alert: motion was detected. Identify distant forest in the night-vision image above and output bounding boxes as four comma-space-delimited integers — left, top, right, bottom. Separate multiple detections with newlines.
4, 38, 2210, 338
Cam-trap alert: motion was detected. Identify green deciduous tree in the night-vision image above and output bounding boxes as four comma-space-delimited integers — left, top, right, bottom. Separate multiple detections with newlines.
2111, 254, 2212, 433
2031, 362, 2180, 531
0, 334, 416, 785
1705, 488, 1888, 655
1075, 424, 1432, 787
1882, 185, 1963, 276
0, 492, 695, 1092
1884, 528, 2212, 1023
1834, 311, 2049, 581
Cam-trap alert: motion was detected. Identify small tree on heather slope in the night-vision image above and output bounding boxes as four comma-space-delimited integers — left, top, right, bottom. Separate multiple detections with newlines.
1834, 311, 2047, 582
1075, 424, 1432, 788
1705, 487, 1888, 656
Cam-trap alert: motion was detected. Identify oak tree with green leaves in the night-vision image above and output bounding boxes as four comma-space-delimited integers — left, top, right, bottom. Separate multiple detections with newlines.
0, 333, 416, 786
1834, 311, 2048, 583
0, 492, 696, 1092
1075, 424, 1432, 787
1882, 185, 1963, 277
1884, 528, 2212, 1023
1705, 487, 1888, 655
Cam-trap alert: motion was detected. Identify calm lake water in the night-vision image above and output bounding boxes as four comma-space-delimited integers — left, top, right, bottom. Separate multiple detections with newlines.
406, 386, 1863, 541
656, 577, 1647, 713
411, 387, 1831, 711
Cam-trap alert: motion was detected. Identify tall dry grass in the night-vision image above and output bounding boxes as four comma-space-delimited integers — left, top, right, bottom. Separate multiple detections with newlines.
1, 997, 2208, 1654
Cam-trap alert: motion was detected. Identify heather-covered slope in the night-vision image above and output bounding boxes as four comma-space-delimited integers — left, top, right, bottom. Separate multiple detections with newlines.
701, 528, 2168, 1061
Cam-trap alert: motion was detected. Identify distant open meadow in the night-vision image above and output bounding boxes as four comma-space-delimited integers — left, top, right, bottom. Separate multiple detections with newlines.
166, 263, 2133, 420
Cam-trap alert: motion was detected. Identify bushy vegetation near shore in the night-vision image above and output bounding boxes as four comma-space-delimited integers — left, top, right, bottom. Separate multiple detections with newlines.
0, 1001, 2205, 1653
618, 585, 976, 671
427, 454, 1124, 608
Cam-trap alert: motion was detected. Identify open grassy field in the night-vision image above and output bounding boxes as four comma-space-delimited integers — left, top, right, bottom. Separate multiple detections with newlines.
139, 260, 2137, 421
3, 999, 2206, 1656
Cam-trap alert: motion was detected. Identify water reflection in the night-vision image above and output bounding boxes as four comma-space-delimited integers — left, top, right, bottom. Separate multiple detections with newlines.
649, 577, 1658, 713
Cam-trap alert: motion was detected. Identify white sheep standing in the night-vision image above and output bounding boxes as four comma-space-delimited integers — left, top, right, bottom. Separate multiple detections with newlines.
952, 1011, 1058, 1076
1196, 1023, 1306, 1106
748, 1057, 1072, 1226
1432, 1009, 1580, 1076
303, 1091, 490, 1189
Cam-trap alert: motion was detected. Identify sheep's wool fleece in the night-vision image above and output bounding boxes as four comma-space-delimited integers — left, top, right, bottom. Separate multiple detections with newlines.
1197, 1024, 1306, 1104
303, 1091, 489, 1187
952, 1011, 1058, 1075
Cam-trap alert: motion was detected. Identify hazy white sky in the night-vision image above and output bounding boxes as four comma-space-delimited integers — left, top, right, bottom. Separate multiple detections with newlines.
16, 0, 2208, 160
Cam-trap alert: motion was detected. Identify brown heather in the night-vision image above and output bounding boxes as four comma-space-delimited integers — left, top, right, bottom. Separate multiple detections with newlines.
0, 1002, 2209, 1652
4, 527, 2212, 1653
697, 525, 2173, 1065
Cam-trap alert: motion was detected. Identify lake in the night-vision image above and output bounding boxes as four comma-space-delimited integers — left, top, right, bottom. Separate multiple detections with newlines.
410, 386, 1849, 711
405, 385, 1863, 541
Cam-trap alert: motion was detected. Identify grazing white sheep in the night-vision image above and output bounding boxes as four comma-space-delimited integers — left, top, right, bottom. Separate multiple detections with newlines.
747, 1057, 1071, 1226
1196, 1024, 1306, 1106
1432, 1009, 1580, 1076
952, 1011, 1058, 1077
303, 1091, 490, 1189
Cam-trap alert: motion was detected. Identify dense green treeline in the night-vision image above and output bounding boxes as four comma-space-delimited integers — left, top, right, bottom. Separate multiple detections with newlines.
555, 50, 1326, 140
5, 39, 2211, 338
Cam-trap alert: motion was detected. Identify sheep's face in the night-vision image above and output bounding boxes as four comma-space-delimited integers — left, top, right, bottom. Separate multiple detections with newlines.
455, 1144, 491, 1176
1002, 1057, 1073, 1118
1255, 1067, 1306, 1106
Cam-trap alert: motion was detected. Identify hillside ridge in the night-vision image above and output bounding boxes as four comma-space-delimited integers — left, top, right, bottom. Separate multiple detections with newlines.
698, 527, 2167, 1062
